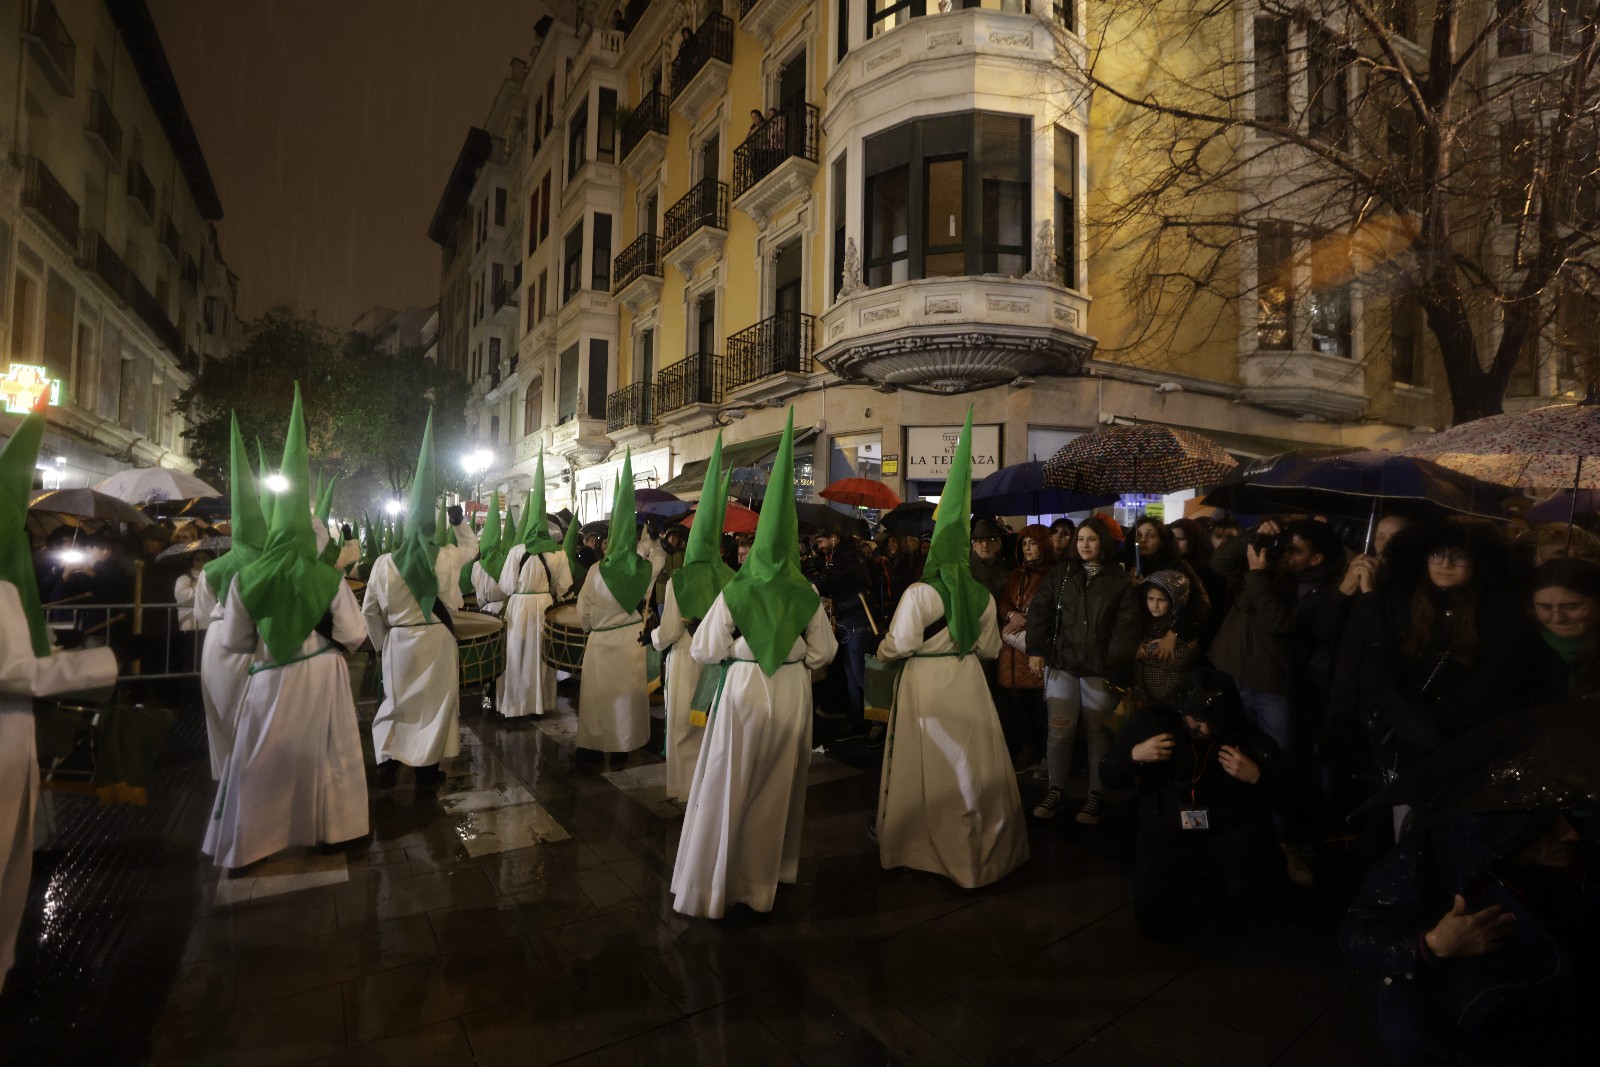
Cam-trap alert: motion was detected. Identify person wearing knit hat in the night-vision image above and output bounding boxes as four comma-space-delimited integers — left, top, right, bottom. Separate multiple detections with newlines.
1024, 507, 1140, 825
0, 400, 119, 979
576, 449, 667, 753
362, 411, 475, 789
498, 450, 574, 719
874, 409, 1028, 889
651, 433, 736, 802
204, 384, 371, 871
672, 410, 838, 918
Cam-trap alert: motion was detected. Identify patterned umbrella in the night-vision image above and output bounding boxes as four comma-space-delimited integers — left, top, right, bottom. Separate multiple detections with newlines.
1402, 395, 1600, 489
819, 477, 901, 510
1042, 424, 1236, 495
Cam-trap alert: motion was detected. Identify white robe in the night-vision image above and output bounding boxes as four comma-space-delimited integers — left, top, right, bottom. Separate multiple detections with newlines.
203, 578, 370, 869
651, 581, 704, 802
195, 576, 249, 780
433, 524, 479, 612
471, 559, 506, 616
363, 554, 462, 767
0, 581, 117, 977
575, 551, 665, 751
876, 583, 1028, 889
670, 596, 837, 918
497, 543, 574, 718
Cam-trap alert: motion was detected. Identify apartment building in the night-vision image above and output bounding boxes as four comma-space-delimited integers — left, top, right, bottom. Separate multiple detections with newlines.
434, 0, 1578, 519
1, 0, 239, 488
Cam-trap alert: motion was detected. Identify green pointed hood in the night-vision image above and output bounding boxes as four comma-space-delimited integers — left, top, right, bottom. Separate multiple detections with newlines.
562, 506, 583, 590
477, 489, 505, 580
519, 450, 561, 555
434, 499, 455, 548
256, 437, 276, 527
1, 403, 52, 655
921, 407, 985, 655
316, 473, 342, 566
672, 433, 735, 620
204, 412, 269, 599
392, 409, 443, 618
597, 448, 653, 612
235, 384, 345, 663
720, 410, 820, 675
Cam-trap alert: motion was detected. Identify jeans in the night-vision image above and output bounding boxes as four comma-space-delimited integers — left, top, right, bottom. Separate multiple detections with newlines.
1044, 668, 1118, 794
839, 626, 876, 723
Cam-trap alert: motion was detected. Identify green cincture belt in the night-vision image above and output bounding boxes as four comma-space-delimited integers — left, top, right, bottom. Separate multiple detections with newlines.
248, 643, 339, 675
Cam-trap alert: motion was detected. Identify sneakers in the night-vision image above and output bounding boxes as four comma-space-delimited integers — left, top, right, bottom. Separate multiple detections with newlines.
864, 724, 886, 748
1283, 843, 1315, 887
1033, 788, 1066, 819
1075, 790, 1106, 825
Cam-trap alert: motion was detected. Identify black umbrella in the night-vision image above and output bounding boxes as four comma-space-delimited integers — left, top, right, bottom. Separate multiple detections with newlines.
880, 500, 936, 537
1360, 698, 1600, 828
1205, 449, 1514, 523
791, 502, 870, 538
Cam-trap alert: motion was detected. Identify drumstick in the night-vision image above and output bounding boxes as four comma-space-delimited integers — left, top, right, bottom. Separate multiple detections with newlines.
858, 593, 879, 636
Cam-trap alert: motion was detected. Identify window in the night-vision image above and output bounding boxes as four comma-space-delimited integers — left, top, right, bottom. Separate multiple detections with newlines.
545, 77, 555, 134
591, 213, 612, 292
637, 327, 654, 384
538, 173, 551, 243
491, 262, 504, 302
1054, 127, 1077, 288
563, 221, 584, 302
558, 344, 580, 422
44, 269, 75, 386
832, 153, 848, 299
9, 272, 37, 362
598, 88, 618, 164
838, 0, 850, 60
524, 382, 542, 434
537, 270, 548, 322
1307, 26, 1351, 145
489, 337, 502, 377
1253, 17, 1289, 124
494, 187, 507, 226
869, 0, 923, 39
587, 340, 609, 418
1308, 238, 1352, 357
696, 293, 716, 356
1391, 294, 1422, 385
1256, 222, 1294, 350
1551, 0, 1598, 54
863, 112, 1030, 287
569, 95, 588, 179
1498, 0, 1533, 55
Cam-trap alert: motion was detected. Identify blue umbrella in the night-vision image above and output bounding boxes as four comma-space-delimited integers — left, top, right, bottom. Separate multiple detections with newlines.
972, 461, 1117, 515
637, 498, 693, 520
1205, 449, 1512, 522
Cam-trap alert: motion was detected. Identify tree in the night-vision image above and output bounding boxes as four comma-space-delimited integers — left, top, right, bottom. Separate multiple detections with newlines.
1057, 0, 1600, 424
174, 307, 470, 517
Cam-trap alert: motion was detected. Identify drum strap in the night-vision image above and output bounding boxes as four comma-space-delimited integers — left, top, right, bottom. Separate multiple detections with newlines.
431, 599, 457, 636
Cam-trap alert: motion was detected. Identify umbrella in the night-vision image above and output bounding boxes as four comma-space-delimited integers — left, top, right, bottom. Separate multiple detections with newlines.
880, 500, 937, 537
634, 487, 679, 505
1527, 489, 1600, 523
819, 477, 901, 510
682, 501, 759, 533
1204, 449, 1513, 522
95, 467, 220, 504
1402, 394, 1600, 490
578, 520, 611, 539
792, 502, 871, 538
1043, 424, 1237, 495
638, 498, 693, 521
972, 461, 1117, 515
155, 535, 231, 561
1360, 698, 1600, 827
143, 495, 231, 521
29, 488, 152, 526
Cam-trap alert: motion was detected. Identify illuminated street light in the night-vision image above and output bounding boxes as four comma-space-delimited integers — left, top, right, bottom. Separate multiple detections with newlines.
384, 499, 405, 516
265, 473, 290, 493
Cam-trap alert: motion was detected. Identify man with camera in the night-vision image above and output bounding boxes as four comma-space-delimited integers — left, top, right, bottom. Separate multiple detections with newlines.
1209, 517, 1348, 885
806, 531, 879, 738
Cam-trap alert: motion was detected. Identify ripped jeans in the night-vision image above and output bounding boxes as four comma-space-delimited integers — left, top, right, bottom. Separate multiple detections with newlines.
1044, 668, 1119, 795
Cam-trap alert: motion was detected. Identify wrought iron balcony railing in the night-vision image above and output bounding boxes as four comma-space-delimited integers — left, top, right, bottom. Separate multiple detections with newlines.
620, 91, 670, 162
21, 156, 80, 251
606, 382, 655, 431
494, 281, 520, 311
79, 229, 133, 298
25, 0, 75, 90
670, 14, 732, 100
612, 233, 661, 293
724, 311, 815, 390
733, 101, 819, 200
126, 160, 154, 218
654, 353, 722, 414
86, 90, 122, 158
159, 215, 181, 261
662, 178, 728, 255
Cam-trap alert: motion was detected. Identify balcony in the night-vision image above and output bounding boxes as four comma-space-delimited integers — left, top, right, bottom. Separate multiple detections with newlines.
78, 229, 133, 303
493, 280, 520, 314
661, 178, 727, 277
732, 101, 820, 229
551, 415, 614, 467
568, 27, 624, 92
20, 156, 80, 254
84, 90, 123, 170
739, 0, 808, 46
1239, 348, 1369, 420
818, 276, 1095, 394
24, 0, 75, 96
725, 312, 815, 402
126, 161, 155, 222
606, 382, 656, 444
612, 233, 663, 312
620, 91, 670, 182
654, 353, 722, 424
670, 13, 732, 118
182, 255, 200, 293
159, 215, 181, 262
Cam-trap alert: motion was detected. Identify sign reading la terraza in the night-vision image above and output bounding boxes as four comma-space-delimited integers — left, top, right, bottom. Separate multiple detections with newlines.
904, 424, 1001, 481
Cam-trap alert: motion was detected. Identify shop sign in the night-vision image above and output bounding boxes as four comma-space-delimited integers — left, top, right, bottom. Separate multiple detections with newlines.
881, 454, 899, 476
1, 364, 62, 413
903, 424, 1001, 481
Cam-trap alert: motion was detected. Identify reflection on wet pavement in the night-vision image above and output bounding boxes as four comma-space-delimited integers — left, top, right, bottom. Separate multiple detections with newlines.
0, 682, 1387, 1065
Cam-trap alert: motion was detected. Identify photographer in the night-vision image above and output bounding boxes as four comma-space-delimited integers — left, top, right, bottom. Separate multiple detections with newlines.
806, 531, 878, 738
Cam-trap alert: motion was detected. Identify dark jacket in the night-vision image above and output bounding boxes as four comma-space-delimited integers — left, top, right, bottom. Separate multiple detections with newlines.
1100, 702, 1280, 840
1024, 560, 1139, 683
969, 550, 1013, 605
1207, 534, 1296, 695
808, 539, 874, 630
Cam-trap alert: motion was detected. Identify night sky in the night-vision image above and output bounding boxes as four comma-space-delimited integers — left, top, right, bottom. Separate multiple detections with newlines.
148, 0, 546, 329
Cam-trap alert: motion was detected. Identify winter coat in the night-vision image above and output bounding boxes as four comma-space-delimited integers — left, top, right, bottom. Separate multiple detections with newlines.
1207, 535, 1296, 695
1024, 561, 1139, 684
997, 560, 1051, 690
808, 540, 874, 631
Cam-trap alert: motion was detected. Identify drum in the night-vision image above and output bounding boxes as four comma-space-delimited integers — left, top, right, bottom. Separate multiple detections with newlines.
455, 611, 507, 687
543, 602, 587, 672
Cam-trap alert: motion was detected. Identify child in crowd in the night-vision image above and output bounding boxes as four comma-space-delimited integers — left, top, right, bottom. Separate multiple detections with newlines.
1133, 569, 1202, 706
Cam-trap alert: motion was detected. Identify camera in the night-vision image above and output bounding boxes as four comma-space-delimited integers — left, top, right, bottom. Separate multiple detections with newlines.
446, 505, 464, 527
1247, 528, 1285, 561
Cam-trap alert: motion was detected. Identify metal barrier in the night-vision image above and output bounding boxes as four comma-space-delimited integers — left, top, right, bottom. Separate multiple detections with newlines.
45, 600, 202, 681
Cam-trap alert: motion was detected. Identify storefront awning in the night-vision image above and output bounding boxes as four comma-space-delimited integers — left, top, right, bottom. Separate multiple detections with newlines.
661, 429, 818, 501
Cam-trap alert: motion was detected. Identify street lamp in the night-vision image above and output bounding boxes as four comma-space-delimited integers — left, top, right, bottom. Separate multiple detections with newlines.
461, 448, 493, 511
264, 473, 289, 493
384, 499, 405, 517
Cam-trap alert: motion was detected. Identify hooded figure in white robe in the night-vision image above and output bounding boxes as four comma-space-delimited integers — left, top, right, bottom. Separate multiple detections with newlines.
498, 453, 572, 718
468, 490, 511, 617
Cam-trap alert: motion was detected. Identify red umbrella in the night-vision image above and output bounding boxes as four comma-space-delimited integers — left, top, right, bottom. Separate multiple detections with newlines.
819, 477, 900, 510
682, 501, 759, 533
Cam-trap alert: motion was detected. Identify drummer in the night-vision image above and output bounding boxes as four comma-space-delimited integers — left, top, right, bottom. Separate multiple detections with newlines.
470, 489, 513, 616
497, 451, 572, 718
362, 412, 475, 790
